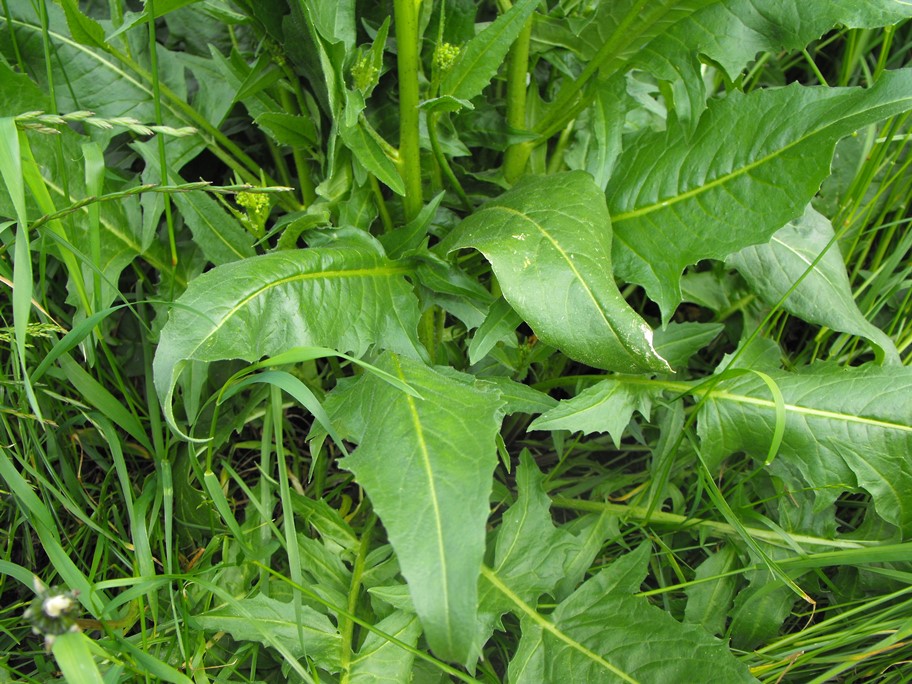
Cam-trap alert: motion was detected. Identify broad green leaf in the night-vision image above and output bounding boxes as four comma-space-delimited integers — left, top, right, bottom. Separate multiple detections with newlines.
291, 491, 360, 556
531, 0, 714, 135
153, 238, 422, 434
0, 60, 48, 116
684, 545, 739, 636
506, 543, 756, 683
348, 611, 422, 683
571, 0, 713, 67
210, 47, 282, 115
107, 1, 204, 41
338, 117, 406, 196
255, 111, 318, 149
729, 570, 796, 651
624, 1, 912, 126
57, 0, 107, 50
727, 205, 899, 364
474, 453, 582, 658
446, 171, 670, 373
306, 0, 356, 51
563, 73, 628, 191
190, 593, 341, 671
647, 1, 912, 86
440, 0, 540, 105
476, 377, 557, 416
468, 298, 522, 365
697, 364, 912, 535
487, 452, 578, 601
530, 376, 664, 447
7, 3, 189, 145
653, 321, 725, 371
331, 353, 506, 663
608, 69, 912, 320
297, 533, 350, 611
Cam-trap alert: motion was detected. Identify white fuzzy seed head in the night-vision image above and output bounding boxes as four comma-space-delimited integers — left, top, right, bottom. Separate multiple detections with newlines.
42, 594, 74, 618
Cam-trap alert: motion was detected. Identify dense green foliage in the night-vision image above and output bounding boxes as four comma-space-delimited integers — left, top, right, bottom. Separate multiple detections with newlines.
2, 1, 912, 681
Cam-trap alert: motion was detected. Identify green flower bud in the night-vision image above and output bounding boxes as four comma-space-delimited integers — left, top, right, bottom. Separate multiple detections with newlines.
351, 53, 379, 92
433, 42, 461, 72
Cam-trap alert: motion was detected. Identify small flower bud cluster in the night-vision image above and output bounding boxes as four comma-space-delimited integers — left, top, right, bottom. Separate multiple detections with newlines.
351, 54, 379, 92
236, 190, 271, 235
433, 42, 461, 72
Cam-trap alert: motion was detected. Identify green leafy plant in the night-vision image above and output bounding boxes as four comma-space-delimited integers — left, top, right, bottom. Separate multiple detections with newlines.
3, 1, 912, 681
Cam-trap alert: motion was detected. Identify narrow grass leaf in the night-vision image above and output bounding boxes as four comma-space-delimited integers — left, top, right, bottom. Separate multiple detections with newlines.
51, 632, 105, 684
56, 354, 154, 454
108, 639, 193, 684
31, 305, 130, 382
0, 450, 102, 612
221, 370, 348, 456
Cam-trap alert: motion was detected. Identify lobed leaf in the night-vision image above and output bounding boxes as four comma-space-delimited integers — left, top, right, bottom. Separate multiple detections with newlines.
190, 594, 341, 671
698, 363, 912, 535
153, 237, 422, 434
607, 69, 912, 320
446, 171, 670, 373
623, 1, 912, 126
348, 611, 422, 682
727, 205, 899, 364
329, 353, 506, 664
506, 543, 756, 683
530, 376, 663, 447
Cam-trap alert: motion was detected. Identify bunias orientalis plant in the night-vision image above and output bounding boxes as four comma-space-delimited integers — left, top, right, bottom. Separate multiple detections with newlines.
2, 0, 912, 681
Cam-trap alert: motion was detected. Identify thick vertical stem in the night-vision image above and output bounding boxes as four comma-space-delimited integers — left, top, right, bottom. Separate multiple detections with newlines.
394, 0, 423, 220
502, 16, 533, 183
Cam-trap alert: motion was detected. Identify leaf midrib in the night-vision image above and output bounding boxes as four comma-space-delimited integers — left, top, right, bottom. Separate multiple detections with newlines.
392, 355, 454, 653
181, 262, 410, 367
611, 96, 912, 224
709, 390, 912, 433
485, 205, 631, 353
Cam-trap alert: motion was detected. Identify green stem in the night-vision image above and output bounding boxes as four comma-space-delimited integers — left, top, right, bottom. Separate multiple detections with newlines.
552, 498, 872, 550
339, 515, 376, 682
393, 0, 423, 221
502, 16, 533, 183
147, 0, 178, 269
545, 120, 575, 175
428, 113, 471, 210
533, 0, 653, 141
369, 174, 394, 232
277, 84, 315, 207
